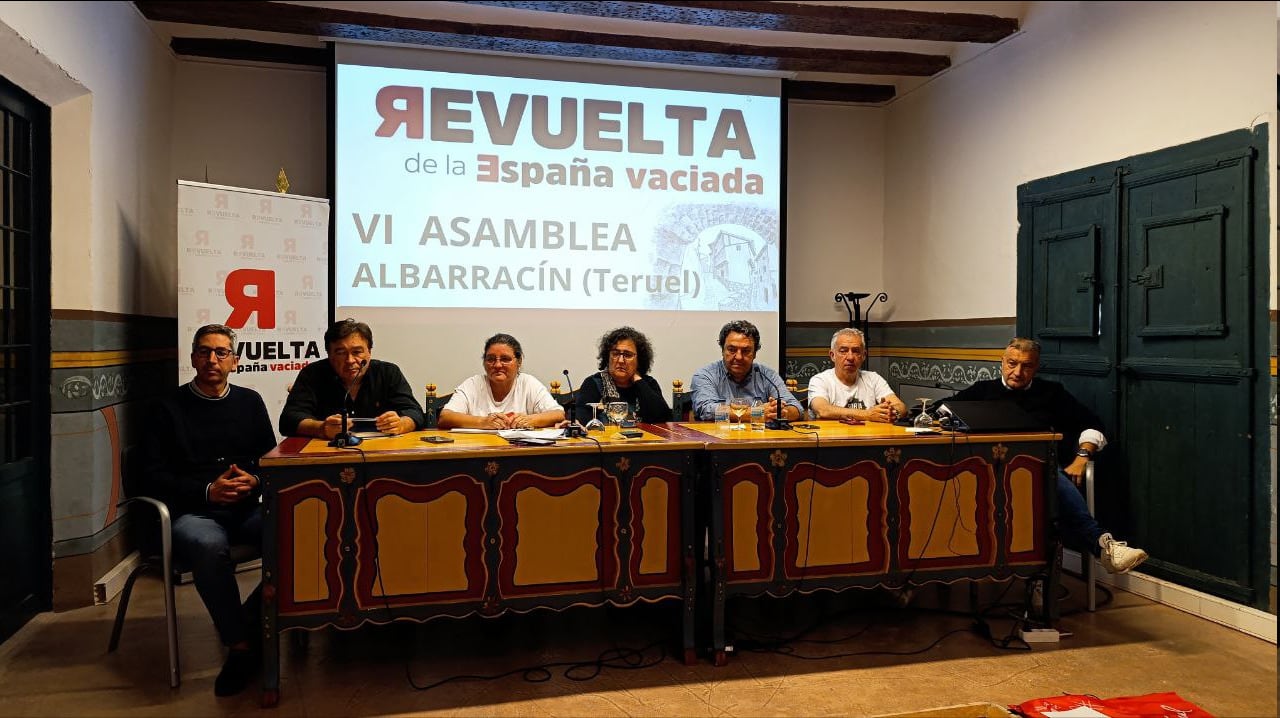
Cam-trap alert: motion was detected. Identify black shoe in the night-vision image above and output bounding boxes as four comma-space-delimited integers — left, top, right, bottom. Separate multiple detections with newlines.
214, 648, 258, 697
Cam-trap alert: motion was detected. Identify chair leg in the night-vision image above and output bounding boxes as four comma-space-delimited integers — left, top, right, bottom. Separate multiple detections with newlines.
1084, 461, 1097, 612
107, 564, 149, 652
162, 539, 180, 688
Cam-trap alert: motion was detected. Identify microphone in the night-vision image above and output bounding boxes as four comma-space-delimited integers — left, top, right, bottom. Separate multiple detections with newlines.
761, 365, 792, 431
560, 369, 586, 438
329, 359, 370, 448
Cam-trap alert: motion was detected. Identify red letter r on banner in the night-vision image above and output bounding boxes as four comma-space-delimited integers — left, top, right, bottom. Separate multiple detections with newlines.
224, 268, 277, 329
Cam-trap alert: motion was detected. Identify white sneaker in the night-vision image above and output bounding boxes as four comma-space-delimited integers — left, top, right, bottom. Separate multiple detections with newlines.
1099, 533, 1148, 574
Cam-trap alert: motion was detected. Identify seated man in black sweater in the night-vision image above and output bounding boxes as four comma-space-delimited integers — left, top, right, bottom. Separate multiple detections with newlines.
950, 338, 1147, 574
137, 324, 278, 696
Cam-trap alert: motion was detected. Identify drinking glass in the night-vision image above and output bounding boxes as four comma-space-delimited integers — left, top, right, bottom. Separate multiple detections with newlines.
585, 402, 605, 432
912, 398, 934, 429
728, 398, 750, 430
606, 401, 630, 426
714, 403, 730, 425
750, 402, 766, 431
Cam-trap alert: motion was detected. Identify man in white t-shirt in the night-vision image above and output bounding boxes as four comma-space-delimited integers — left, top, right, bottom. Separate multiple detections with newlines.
807, 328, 907, 423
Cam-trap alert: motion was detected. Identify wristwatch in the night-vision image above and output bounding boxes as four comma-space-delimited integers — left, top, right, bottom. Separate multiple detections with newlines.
1075, 447, 1093, 458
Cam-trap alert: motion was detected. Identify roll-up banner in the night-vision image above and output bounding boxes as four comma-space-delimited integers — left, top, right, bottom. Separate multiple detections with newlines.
177, 180, 331, 439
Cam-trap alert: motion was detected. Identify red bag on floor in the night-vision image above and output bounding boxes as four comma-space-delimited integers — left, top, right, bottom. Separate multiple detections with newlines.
1012, 692, 1213, 718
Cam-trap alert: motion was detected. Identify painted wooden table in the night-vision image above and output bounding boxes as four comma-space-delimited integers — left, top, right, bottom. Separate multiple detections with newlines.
256, 426, 702, 707
679, 420, 1061, 665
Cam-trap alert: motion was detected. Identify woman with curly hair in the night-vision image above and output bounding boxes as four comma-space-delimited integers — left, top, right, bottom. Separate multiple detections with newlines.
575, 326, 670, 425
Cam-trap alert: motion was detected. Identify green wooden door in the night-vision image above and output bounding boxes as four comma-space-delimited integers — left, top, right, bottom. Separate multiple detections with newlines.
1017, 165, 1118, 437
1019, 128, 1271, 608
0, 75, 51, 643
1118, 139, 1262, 603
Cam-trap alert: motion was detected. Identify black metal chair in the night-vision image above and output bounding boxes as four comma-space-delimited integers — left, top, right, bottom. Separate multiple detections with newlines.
1081, 460, 1098, 611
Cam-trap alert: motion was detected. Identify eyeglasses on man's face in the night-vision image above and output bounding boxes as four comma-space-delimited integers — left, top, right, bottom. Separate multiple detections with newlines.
195, 346, 235, 360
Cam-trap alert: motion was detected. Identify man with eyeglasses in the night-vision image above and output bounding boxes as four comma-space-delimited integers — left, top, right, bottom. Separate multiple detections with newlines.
279, 318, 424, 438
690, 319, 802, 421
808, 328, 907, 423
136, 324, 276, 696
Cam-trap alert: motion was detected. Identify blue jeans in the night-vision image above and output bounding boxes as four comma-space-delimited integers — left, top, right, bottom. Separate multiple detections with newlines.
1055, 469, 1104, 556
172, 504, 261, 647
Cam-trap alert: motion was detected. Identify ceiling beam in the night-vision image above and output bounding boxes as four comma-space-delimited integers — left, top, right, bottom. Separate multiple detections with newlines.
170, 38, 327, 67
786, 80, 895, 104
468, 1, 1019, 43
135, 1, 950, 76
166, 37, 894, 105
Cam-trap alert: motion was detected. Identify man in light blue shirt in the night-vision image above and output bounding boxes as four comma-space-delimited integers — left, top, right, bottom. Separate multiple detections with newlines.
690, 319, 803, 421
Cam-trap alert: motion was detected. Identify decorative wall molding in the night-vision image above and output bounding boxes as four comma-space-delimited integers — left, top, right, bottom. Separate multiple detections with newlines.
785, 357, 830, 383
885, 359, 999, 388
788, 346, 1003, 360
52, 364, 172, 414
782, 350, 1002, 394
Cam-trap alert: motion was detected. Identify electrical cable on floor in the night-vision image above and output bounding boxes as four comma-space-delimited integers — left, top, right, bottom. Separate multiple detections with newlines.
729, 605, 872, 651
1054, 574, 1116, 615
404, 640, 667, 692
741, 625, 976, 660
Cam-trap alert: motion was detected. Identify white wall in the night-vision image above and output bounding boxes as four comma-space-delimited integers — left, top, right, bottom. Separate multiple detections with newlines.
786, 102, 885, 322
171, 61, 328, 200
882, 0, 1276, 321
0, 2, 176, 591
0, 1, 175, 315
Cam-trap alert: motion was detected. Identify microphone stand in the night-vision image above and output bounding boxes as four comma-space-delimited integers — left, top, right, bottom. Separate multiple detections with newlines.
330, 363, 365, 448
765, 374, 792, 431
561, 369, 587, 438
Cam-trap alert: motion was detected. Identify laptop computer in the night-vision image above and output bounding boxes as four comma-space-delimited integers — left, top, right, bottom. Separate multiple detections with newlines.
933, 400, 1049, 433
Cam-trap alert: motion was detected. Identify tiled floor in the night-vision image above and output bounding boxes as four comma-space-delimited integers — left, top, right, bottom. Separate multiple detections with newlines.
0, 573, 1275, 717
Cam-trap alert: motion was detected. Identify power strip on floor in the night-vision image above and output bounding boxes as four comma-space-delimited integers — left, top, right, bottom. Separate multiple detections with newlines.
1020, 628, 1060, 643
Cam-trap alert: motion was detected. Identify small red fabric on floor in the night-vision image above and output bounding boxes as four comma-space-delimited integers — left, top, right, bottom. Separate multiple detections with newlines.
1012, 692, 1212, 718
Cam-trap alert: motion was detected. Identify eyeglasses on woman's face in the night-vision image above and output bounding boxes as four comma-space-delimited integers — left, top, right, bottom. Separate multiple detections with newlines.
610, 349, 637, 361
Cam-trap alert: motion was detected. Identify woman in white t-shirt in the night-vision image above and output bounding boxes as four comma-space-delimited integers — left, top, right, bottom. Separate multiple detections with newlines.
437, 333, 566, 430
